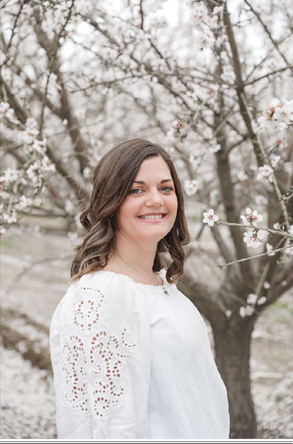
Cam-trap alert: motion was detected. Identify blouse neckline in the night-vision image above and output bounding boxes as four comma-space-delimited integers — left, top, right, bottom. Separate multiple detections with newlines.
97, 268, 171, 292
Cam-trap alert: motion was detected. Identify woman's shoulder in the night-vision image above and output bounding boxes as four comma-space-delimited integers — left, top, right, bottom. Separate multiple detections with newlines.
50, 269, 153, 336
78, 269, 118, 288
52, 268, 150, 319
50, 271, 119, 327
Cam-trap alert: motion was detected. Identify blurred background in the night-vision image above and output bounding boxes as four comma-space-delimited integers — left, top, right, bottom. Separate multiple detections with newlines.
1, 0, 293, 439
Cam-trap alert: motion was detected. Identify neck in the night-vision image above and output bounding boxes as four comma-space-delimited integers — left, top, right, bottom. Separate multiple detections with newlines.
112, 231, 158, 277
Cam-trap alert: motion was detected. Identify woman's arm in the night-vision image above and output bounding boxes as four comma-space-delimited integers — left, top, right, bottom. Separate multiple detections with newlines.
50, 278, 152, 438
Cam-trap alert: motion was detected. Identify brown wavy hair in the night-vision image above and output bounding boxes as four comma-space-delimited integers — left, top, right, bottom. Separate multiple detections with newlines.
71, 138, 190, 284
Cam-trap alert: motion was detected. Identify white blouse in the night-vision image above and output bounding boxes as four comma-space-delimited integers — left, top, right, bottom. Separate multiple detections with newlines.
50, 268, 230, 439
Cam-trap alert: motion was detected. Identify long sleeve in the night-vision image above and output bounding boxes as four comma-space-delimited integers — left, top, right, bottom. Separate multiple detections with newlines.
50, 273, 152, 439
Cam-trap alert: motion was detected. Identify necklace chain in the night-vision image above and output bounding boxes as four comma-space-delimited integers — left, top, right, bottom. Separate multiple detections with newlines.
114, 253, 162, 285
114, 253, 169, 296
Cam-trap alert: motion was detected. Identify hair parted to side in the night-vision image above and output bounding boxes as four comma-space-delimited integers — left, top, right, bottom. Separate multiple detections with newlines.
70, 138, 190, 285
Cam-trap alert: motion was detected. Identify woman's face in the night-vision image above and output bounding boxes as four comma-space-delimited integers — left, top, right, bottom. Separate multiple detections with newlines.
116, 156, 178, 244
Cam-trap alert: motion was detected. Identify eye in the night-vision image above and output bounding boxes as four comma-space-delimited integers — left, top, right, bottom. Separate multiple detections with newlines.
162, 186, 174, 192
130, 186, 174, 194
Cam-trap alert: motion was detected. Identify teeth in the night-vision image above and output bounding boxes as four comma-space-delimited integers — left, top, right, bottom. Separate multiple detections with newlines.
139, 214, 164, 219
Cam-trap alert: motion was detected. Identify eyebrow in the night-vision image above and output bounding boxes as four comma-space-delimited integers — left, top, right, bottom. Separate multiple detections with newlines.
133, 179, 173, 184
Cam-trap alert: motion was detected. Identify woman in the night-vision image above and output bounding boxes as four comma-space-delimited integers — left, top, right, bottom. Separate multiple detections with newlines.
50, 138, 230, 439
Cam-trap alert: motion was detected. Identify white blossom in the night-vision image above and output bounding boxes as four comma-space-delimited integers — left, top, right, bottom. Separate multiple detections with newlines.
0, 102, 20, 124
266, 243, 276, 256
167, 120, 188, 141
83, 167, 92, 179
247, 293, 258, 305
0, 102, 10, 118
210, 143, 221, 153
23, 128, 39, 144
276, 138, 288, 150
197, 32, 215, 50
26, 117, 38, 129
237, 171, 248, 181
243, 228, 267, 249
263, 281, 270, 289
41, 155, 55, 172
193, 7, 208, 23
241, 207, 263, 227
239, 305, 254, 318
257, 165, 274, 183
257, 296, 267, 305
2, 167, 19, 183
273, 100, 293, 125
225, 310, 231, 319
213, 6, 224, 15
184, 180, 199, 196
202, 209, 219, 227
27, 161, 41, 184
2, 209, 17, 224
255, 97, 292, 133
33, 139, 47, 154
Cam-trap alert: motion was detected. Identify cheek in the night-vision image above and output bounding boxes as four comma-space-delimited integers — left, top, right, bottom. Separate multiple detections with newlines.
117, 199, 138, 221
170, 195, 178, 214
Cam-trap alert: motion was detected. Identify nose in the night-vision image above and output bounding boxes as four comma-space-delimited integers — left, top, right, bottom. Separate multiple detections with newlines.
145, 189, 164, 207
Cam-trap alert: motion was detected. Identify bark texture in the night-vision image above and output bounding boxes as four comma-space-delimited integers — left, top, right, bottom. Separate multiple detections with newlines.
212, 316, 257, 438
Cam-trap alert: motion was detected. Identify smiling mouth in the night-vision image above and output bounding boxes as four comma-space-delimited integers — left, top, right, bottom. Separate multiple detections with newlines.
138, 214, 167, 220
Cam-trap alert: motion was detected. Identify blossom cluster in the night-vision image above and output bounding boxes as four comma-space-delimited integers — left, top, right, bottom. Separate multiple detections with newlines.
0, 102, 21, 125
184, 179, 204, 196
257, 165, 274, 184
202, 207, 293, 256
167, 120, 189, 141
254, 98, 293, 134
239, 292, 267, 318
0, 108, 56, 235
192, 2, 224, 50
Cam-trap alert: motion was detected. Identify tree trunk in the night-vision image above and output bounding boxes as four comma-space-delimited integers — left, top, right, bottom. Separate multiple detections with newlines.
212, 316, 257, 438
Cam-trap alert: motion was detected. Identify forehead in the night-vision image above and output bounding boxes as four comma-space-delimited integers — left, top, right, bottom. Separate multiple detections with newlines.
135, 156, 172, 179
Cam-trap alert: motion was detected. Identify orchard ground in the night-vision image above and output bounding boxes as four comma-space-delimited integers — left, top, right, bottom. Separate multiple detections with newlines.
0, 219, 292, 439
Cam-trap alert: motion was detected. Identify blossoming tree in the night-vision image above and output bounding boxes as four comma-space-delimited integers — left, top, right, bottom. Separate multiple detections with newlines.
1, 0, 292, 438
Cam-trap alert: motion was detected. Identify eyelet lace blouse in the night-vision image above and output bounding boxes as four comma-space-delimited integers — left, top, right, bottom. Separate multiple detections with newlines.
50, 268, 230, 439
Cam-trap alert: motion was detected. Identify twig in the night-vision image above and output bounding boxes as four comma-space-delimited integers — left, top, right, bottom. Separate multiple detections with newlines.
217, 243, 293, 269
217, 221, 293, 240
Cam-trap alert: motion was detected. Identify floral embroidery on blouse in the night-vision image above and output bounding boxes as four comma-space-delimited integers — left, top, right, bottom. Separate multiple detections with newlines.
60, 285, 137, 418
73, 286, 107, 332
61, 334, 89, 414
